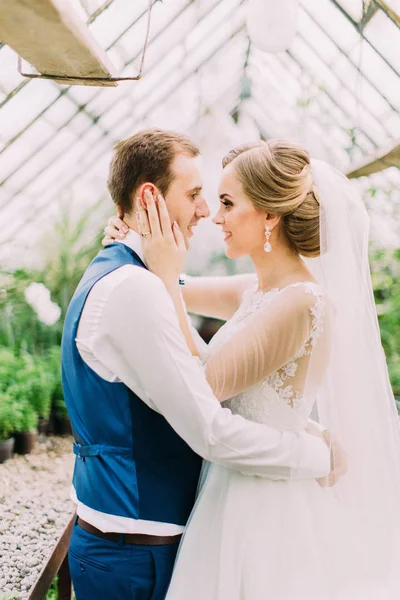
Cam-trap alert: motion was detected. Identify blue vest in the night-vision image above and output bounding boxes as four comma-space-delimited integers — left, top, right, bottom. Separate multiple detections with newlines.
61, 243, 202, 525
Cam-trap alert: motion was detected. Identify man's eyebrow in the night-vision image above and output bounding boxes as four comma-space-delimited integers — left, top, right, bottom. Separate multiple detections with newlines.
188, 186, 203, 193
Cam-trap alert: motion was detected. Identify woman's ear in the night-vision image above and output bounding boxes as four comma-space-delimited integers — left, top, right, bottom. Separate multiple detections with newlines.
266, 214, 281, 231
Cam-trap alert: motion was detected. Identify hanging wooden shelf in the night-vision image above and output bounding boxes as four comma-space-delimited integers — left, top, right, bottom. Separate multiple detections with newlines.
347, 144, 400, 178
0, 0, 118, 86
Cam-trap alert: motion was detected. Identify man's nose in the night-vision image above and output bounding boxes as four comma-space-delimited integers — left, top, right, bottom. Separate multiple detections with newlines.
196, 196, 211, 219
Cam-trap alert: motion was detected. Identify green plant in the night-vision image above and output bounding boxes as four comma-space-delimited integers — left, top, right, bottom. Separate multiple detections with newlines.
0, 347, 25, 390
0, 350, 54, 417
0, 349, 57, 428
46, 346, 67, 418
45, 576, 58, 600
0, 270, 61, 355
0, 193, 107, 361
44, 575, 76, 599
371, 248, 400, 398
52, 394, 68, 419
40, 195, 107, 318
17, 399, 38, 432
0, 392, 21, 440
25, 358, 53, 419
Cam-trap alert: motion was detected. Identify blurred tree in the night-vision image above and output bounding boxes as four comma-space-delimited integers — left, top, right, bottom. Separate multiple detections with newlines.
371, 248, 400, 397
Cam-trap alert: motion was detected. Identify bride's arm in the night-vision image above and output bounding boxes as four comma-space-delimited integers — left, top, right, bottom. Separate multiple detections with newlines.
182, 274, 256, 321
164, 281, 200, 357
205, 286, 320, 402
102, 215, 256, 321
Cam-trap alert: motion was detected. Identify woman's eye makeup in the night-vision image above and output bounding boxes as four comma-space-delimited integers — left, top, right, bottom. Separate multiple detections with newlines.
220, 198, 233, 207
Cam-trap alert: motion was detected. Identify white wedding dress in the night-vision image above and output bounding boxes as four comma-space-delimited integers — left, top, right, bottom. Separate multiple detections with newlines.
166, 281, 399, 600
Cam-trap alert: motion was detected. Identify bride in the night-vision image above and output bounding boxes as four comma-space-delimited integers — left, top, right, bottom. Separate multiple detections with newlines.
104, 139, 400, 598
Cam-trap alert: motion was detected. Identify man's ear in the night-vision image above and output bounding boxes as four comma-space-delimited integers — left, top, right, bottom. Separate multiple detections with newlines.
138, 183, 159, 209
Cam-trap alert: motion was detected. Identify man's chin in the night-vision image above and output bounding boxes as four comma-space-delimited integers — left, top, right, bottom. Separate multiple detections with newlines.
184, 229, 194, 249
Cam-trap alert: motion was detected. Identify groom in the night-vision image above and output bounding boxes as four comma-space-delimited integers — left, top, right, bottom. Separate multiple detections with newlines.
61, 128, 332, 600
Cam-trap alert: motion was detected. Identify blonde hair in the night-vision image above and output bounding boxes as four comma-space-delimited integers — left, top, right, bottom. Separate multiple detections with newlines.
222, 139, 320, 257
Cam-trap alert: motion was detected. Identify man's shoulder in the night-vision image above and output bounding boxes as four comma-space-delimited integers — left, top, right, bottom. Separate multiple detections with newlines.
83, 265, 164, 315
96, 264, 161, 293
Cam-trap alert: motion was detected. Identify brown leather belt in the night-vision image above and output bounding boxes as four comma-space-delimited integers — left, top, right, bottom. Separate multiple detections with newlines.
77, 517, 182, 546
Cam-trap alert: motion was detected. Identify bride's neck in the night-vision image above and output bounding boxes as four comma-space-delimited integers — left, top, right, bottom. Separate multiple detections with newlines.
250, 245, 311, 292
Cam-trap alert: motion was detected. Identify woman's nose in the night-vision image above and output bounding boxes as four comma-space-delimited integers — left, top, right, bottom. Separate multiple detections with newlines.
212, 210, 224, 225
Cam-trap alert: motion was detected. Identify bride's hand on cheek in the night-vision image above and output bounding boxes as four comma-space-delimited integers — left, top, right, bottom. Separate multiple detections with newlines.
102, 215, 129, 246
138, 190, 186, 287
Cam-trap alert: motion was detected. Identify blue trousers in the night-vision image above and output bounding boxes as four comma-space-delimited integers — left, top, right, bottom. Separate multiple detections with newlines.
68, 518, 179, 600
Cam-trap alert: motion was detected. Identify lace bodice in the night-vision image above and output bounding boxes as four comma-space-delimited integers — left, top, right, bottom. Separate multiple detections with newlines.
207, 282, 326, 432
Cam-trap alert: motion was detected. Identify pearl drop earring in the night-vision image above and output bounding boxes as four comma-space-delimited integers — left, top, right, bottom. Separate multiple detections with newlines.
264, 225, 272, 253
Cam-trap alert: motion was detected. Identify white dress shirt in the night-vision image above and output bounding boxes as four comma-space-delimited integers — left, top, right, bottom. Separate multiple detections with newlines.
72, 230, 330, 534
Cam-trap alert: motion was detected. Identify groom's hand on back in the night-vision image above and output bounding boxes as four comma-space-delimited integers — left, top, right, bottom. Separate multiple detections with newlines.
317, 431, 348, 488
306, 423, 347, 487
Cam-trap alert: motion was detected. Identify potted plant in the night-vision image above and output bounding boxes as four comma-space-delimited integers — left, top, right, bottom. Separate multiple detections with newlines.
372, 249, 400, 409
52, 392, 71, 436
12, 397, 38, 455
47, 346, 72, 436
25, 356, 53, 435
0, 391, 19, 463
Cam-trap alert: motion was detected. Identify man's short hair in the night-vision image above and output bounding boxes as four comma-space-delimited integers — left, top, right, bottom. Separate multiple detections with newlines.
107, 128, 200, 214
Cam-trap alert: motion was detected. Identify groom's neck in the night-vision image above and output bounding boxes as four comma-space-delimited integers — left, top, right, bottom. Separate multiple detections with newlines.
123, 214, 138, 233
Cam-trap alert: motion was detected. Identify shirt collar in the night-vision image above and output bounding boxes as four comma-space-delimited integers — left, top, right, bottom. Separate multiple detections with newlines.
115, 229, 146, 266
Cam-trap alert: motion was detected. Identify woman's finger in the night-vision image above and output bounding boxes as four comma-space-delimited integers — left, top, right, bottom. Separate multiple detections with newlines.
109, 215, 129, 233
137, 196, 151, 237
143, 190, 161, 237
101, 235, 113, 247
172, 221, 185, 251
104, 225, 125, 239
157, 195, 174, 241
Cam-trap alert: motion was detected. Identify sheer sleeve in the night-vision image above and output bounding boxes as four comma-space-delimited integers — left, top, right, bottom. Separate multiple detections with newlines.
182, 274, 257, 320
205, 286, 323, 402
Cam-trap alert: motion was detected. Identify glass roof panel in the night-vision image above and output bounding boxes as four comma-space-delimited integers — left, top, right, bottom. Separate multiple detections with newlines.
363, 10, 400, 71
334, 0, 364, 21
0, 0, 399, 264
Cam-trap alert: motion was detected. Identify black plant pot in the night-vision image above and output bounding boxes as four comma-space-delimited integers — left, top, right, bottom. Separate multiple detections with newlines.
14, 431, 37, 455
0, 437, 15, 464
53, 415, 72, 436
38, 417, 51, 436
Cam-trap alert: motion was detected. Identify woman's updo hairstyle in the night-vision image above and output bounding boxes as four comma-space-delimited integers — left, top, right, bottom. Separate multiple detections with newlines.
222, 139, 321, 257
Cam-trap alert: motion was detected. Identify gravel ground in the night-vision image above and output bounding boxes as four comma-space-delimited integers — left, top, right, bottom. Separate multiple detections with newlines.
0, 436, 75, 599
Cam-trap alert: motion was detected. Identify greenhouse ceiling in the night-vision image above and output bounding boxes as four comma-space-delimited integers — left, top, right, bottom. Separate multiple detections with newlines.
0, 0, 399, 266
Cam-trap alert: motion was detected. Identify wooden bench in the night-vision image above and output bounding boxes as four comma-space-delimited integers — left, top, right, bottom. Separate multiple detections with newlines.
27, 512, 75, 600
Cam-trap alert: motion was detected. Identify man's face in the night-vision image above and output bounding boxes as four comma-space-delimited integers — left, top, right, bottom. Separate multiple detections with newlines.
164, 154, 210, 248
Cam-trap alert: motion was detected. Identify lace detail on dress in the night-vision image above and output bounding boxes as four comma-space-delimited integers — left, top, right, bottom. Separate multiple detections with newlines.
209, 281, 326, 422
262, 283, 325, 409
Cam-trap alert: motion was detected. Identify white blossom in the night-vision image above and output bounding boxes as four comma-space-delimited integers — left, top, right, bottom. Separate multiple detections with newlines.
24, 283, 61, 326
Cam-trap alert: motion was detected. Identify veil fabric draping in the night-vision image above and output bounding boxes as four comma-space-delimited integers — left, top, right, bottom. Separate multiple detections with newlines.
166, 159, 400, 599
305, 159, 400, 584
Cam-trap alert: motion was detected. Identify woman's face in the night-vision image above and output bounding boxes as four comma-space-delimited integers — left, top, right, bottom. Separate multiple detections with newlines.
213, 162, 266, 259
